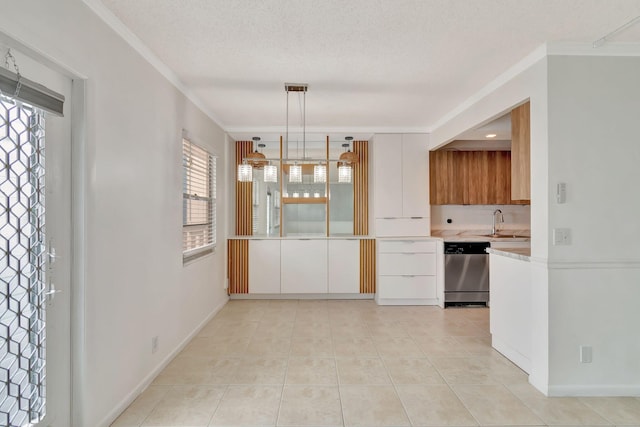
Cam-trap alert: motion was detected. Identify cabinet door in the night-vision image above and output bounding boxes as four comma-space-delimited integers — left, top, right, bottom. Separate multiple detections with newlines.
429, 151, 464, 205
328, 240, 359, 293
373, 134, 403, 218
281, 240, 328, 293
249, 240, 281, 294
401, 134, 429, 217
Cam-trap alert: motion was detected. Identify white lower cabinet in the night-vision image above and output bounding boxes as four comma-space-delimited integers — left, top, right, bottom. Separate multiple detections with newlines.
376, 238, 439, 305
378, 276, 436, 299
328, 239, 360, 293
248, 240, 281, 294
281, 239, 328, 294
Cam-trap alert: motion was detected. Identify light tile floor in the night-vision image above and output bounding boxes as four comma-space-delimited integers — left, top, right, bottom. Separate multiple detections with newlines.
112, 299, 640, 427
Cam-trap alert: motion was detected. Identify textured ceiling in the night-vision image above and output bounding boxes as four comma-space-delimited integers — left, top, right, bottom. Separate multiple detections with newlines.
98, 0, 640, 134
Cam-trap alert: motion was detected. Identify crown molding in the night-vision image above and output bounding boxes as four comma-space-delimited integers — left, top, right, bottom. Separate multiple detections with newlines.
81, 0, 226, 129
546, 41, 640, 56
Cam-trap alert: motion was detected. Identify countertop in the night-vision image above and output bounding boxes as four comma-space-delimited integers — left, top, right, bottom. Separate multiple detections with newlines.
486, 247, 531, 261
430, 229, 531, 243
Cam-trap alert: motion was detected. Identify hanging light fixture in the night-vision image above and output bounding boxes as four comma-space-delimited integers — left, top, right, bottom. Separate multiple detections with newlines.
337, 136, 356, 183
285, 83, 309, 183
338, 162, 352, 183
237, 160, 253, 182
246, 137, 268, 168
339, 136, 358, 164
289, 162, 302, 183
263, 162, 278, 183
314, 162, 327, 183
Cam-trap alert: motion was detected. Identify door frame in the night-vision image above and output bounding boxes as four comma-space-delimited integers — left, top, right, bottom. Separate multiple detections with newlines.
0, 32, 89, 427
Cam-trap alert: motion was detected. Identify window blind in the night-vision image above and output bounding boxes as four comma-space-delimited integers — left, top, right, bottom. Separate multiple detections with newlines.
182, 138, 216, 260
0, 67, 64, 116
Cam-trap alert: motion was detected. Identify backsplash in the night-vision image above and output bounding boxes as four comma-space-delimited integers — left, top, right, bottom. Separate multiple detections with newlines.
431, 205, 530, 232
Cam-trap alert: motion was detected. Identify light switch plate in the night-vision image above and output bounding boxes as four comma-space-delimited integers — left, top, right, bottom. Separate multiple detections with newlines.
553, 228, 571, 245
557, 182, 567, 203
580, 345, 592, 363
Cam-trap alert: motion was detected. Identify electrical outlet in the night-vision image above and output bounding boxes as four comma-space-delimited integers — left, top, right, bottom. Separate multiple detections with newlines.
580, 345, 592, 363
152, 336, 159, 354
553, 228, 572, 245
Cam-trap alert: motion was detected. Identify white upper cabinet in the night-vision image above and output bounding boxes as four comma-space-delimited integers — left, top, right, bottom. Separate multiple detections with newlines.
373, 134, 430, 237
373, 134, 403, 218
401, 134, 430, 217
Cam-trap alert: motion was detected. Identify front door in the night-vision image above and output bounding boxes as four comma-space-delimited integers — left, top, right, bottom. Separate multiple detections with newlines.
0, 52, 72, 427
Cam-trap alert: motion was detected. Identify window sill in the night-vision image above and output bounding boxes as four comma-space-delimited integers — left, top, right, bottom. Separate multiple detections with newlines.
183, 244, 215, 265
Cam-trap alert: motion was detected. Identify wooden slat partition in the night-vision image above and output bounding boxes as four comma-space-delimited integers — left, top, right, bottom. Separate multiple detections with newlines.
511, 101, 531, 201
353, 141, 369, 235
227, 239, 249, 294
235, 140, 253, 235
359, 239, 376, 293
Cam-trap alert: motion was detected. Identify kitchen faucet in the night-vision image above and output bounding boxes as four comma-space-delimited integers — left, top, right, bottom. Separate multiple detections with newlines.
492, 209, 503, 235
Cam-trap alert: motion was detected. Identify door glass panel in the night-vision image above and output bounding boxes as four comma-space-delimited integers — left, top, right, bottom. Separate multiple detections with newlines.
0, 95, 47, 426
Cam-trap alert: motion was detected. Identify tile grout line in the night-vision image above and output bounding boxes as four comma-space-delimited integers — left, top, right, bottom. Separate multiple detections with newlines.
330, 306, 347, 427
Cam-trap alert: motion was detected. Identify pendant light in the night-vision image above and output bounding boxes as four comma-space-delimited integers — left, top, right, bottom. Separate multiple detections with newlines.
246, 137, 268, 168
338, 162, 352, 183
285, 83, 309, 183
264, 162, 278, 183
289, 162, 302, 183
337, 137, 356, 183
237, 160, 253, 182
314, 162, 327, 183
339, 136, 358, 164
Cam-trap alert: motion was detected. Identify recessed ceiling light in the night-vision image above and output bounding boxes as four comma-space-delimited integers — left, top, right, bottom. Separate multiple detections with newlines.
485, 133, 497, 138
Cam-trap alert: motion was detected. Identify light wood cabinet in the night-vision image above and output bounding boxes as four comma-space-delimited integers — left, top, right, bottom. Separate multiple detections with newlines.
429, 151, 463, 205
373, 134, 430, 236
511, 101, 531, 201
430, 150, 522, 205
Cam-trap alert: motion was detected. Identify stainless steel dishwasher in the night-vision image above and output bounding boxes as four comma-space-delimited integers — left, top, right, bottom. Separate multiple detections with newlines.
444, 241, 490, 307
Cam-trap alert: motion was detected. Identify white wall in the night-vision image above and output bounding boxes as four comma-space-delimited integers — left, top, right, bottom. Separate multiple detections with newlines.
431, 204, 530, 232
545, 55, 640, 395
1, 1, 229, 425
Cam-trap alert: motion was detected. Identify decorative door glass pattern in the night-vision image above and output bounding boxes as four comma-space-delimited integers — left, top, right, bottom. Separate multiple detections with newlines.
0, 95, 47, 427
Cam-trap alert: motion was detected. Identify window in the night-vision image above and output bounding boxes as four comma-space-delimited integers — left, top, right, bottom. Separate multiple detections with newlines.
182, 138, 216, 262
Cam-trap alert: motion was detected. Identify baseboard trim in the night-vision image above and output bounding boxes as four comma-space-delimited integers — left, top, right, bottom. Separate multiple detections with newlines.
491, 336, 531, 374
230, 293, 375, 300
99, 298, 228, 427
375, 297, 440, 306
547, 384, 640, 397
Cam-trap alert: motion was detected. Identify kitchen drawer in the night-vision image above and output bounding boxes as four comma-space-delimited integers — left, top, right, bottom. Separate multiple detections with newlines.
375, 217, 430, 237
378, 275, 436, 299
378, 253, 436, 276
378, 239, 436, 254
